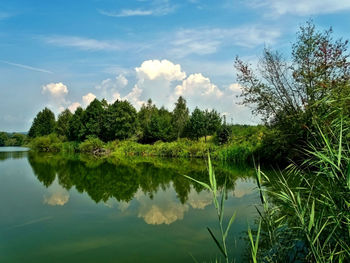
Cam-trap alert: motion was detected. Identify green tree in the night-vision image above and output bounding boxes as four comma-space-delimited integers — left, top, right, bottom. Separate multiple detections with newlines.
68, 107, 85, 141
0, 132, 8, 146
172, 96, 189, 139
11, 133, 26, 146
138, 99, 158, 143
83, 99, 104, 139
203, 109, 222, 141
28, 108, 56, 138
56, 109, 73, 137
234, 21, 350, 162
102, 100, 138, 141
186, 108, 206, 140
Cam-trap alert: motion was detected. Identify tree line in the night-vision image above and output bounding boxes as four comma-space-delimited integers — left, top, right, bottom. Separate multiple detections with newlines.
28, 96, 230, 144
0, 132, 27, 146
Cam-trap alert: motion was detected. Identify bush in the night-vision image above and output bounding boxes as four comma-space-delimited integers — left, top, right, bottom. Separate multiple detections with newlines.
29, 134, 62, 152
79, 137, 106, 154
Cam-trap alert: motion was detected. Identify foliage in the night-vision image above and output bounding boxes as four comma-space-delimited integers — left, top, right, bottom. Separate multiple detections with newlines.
172, 96, 189, 139
234, 21, 350, 162
0, 132, 27, 146
82, 98, 104, 138
29, 133, 62, 152
28, 107, 56, 138
56, 109, 73, 137
185, 107, 206, 140
79, 136, 105, 154
102, 100, 138, 141
68, 107, 85, 141
252, 116, 350, 262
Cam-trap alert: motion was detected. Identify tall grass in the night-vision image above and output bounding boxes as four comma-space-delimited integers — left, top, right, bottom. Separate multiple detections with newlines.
184, 154, 237, 263
185, 116, 350, 262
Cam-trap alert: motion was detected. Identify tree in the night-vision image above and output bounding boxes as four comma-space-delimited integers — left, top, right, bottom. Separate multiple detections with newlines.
172, 96, 189, 139
11, 133, 26, 146
83, 99, 104, 138
203, 109, 222, 141
0, 132, 8, 146
56, 109, 73, 137
68, 107, 85, 141
186, 108, 206, 140
28, 108, 56, 137
102, 100, 138, 141
234, 21, 350, 161
138, 99, 158, 143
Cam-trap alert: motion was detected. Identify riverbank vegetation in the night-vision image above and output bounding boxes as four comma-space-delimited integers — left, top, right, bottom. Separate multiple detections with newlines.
0, 131, 28, 146
183, 21, 350, 262
27, 97, 265, 163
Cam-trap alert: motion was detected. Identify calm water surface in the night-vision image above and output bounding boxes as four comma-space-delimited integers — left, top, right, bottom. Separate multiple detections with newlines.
0, 147, 260, 262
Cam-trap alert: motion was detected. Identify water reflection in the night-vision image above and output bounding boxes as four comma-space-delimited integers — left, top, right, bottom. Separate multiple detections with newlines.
27, 152, 255, 207
43, 177, 70, 206
0, 150, 259, 263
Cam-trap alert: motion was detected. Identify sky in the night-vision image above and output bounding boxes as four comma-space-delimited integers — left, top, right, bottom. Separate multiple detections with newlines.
1, 0, 350, 132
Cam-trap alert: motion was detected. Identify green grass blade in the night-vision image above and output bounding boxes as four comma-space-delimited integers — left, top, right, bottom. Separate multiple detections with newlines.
183, 175, 212, 191
207, 227, 227, 258
223, 211, 236, 241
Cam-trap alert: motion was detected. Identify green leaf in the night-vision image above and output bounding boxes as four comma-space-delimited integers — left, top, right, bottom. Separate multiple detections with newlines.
207, 227, 227, 258
308, 200, 315, 232
224, 211, 236, 241
183, 175, 212, 191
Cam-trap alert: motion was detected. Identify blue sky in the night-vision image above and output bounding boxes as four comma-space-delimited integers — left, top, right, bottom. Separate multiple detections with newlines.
1, 0, 350, 131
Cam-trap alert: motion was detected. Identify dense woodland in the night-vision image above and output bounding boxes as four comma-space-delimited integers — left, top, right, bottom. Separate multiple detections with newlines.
27, 96, 228, 144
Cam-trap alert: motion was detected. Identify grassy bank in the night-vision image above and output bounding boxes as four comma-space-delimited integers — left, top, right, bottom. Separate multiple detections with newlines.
27, 125, 265, 164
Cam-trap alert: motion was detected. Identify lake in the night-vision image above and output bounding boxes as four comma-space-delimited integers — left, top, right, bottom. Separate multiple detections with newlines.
0, 147, 260, 262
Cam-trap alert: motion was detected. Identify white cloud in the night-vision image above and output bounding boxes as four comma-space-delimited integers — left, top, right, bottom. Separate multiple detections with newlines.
96, 74, 129, 99
251, 0, 350, 16
67, 59, 257, 124
169, 26, 281, 57
42, 82, 69, 112
68, 102, 81, 113
111, 85, 145, 108
42, 82, 68, 97
136, 188, 189, 225
43, 178, 70, 206
135, 59, 186, 81
82, 92, 96, 106
98, 1, 176, 17
176, 73, 223, 98
187, 188, 212, 209
228, 83, 243, 93
138, 203, 189, 225
44, 36, 123, 51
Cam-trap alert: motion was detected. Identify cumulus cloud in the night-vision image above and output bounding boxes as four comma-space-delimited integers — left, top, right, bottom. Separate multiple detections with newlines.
82, 92, 96, 107
42, 82, 68, 97
187, 188, 212, 209
138, 203, 189, 225
68, 102, 81, 113
228, 83, 244, 93
233, 179, 256, 198
42, 82, 69, 112
136, 59, 186, 81
43, 178, 70, 206
111, 85, 145, 108
96, 74, 129, 101
176, 73, 223, 98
